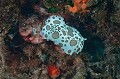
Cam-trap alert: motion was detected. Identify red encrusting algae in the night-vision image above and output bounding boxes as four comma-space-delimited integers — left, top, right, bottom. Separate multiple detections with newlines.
47, 65, 60, 79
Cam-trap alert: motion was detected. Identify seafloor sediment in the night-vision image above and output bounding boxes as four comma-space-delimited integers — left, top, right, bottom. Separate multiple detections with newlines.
0, 0, 120, 79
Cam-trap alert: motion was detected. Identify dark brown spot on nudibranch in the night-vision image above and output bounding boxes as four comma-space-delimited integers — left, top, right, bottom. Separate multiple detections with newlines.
52, 16, 55, 19
64, 44, 66, 46
68, 50, 71, 53
62, 30, 66, 36
53, 20, 61, 24
70, 39, 77, 46
52, 31, 59, 39
75, 36, 78, 39
45, 34, 48, 38
58, 27, 61, 31
61, 40, 64, 42
46, 25, 50, 30
77, 48, 80, 52
59, 43, 63, 47
65, 40, 68, 42
67, 27, 74, 36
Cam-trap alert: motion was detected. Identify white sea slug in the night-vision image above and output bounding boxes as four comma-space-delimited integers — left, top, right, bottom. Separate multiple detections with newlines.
40, 15, 86, 55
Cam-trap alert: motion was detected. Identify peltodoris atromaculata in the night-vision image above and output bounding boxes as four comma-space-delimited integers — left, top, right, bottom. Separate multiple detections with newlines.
40, 15, 86, 55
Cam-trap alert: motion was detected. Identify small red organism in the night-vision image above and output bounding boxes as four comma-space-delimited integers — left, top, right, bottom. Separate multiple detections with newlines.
47, 65, 60, 79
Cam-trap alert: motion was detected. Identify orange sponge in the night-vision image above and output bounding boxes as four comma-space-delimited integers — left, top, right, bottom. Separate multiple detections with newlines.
68, 0, 90, 13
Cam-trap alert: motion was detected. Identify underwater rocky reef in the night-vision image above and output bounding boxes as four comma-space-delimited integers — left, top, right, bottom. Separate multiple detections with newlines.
0, 0, 120, 79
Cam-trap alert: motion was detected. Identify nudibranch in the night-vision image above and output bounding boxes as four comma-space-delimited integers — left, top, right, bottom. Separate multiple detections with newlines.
40, 15, 86, 55
47, 65, 60, 79
68, 0, 90, 13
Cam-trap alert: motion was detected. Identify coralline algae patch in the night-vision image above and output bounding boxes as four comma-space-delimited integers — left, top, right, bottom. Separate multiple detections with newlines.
40, 15, 86, 55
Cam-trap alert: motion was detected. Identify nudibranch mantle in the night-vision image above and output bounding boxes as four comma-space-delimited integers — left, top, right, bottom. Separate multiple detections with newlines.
40, 15, 86, 55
